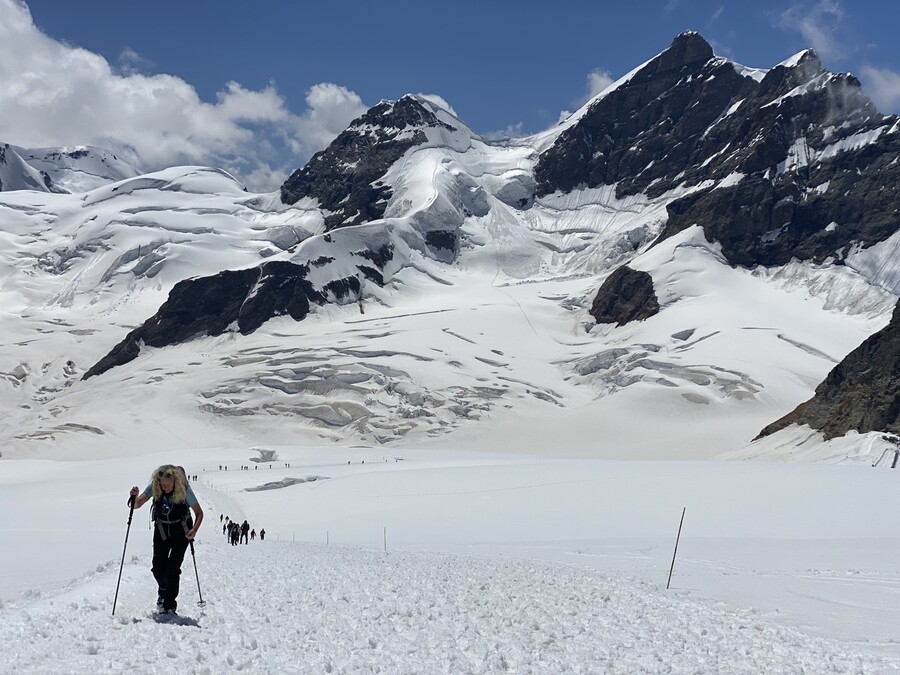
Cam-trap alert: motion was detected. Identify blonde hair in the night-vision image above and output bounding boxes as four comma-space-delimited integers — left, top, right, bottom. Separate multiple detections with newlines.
150, 464, 188, 502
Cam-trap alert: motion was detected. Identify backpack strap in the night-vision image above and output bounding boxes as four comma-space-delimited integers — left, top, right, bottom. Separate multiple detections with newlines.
153, 498, 191, 540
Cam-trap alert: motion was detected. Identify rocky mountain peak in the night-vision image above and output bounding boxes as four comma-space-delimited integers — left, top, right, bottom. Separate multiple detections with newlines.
69, 32, 900, 448
280, 95, 457, 230
349, 94, 456, 135
656, 30, 715, 73
533, 31, 741, 199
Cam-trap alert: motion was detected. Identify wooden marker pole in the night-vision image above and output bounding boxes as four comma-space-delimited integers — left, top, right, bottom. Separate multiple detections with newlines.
666, 507, 686, 590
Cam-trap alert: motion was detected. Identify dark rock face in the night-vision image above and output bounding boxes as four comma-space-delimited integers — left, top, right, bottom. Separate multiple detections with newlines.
81, 30, 900, 449
536, 32, 746, 199
83, 261, 329, 379
589, 266, 660, 326
536, 32, 898, 269
758, 300, 900, 440
280, 96, 455, 231
658, 127, 900, 266
424, 230, 458, 258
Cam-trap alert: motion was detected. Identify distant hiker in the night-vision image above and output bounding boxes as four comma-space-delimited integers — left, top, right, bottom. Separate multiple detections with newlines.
219, 514, 223, 522
240, 520, 250, 544
260, 528, 265, 541
222, 522, 227, 535
129, 464, 203, 614
250, 529, 256, 540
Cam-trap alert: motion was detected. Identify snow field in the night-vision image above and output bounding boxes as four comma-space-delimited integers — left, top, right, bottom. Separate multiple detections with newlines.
2, 538, 898, 674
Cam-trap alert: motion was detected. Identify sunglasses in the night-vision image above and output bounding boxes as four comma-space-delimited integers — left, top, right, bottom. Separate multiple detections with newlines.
157, 470, 174, 478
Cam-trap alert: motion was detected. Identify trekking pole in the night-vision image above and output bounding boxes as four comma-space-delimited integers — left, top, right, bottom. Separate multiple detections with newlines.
112, 494, 136, 616
189, 541, 207, 607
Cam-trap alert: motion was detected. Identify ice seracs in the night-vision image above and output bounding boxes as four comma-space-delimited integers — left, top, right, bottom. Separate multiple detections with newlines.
0, 31, 897, 461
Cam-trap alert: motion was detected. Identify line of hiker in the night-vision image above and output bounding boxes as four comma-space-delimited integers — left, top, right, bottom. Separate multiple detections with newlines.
221, 514, 265, 545
216, 464, 291, 471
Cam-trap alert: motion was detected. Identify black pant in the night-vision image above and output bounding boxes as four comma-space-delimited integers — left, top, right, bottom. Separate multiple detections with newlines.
151, 524, 190, 611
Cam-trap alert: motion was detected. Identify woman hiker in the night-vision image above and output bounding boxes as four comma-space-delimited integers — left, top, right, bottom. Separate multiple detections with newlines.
129, 465, 203, 614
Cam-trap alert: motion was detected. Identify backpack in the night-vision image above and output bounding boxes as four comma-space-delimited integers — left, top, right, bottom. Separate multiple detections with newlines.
152, 493, 192, 540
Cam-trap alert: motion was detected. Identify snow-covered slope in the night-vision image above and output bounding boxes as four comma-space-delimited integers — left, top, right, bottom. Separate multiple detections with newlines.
0, 143, 140, 194
2, 447, 899, 672
1, 32, 898, 462
3, 30, 900, 673
0, 143, 54, 192
10, 144, 142, 193
0, 158, 892, 462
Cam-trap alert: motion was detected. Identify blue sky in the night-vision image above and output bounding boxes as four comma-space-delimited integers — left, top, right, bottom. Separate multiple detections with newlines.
3, 0, 899, 190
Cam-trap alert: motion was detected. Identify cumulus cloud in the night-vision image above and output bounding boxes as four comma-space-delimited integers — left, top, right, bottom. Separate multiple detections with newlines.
860, 65, 900, 115
778, 0, 845, 61
0, 0, 367, 191
290, 83, 367, 154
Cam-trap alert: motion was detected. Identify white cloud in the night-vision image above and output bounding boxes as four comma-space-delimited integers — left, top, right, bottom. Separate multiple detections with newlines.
586, 69, 615, 100
778, 0, 845, 61
116, 47, 153, 76
291, 83, 367, 153
0, 0, 367, 191
860, 65, 900, 115
551, 67, 617, 131
482, 122, 524, 141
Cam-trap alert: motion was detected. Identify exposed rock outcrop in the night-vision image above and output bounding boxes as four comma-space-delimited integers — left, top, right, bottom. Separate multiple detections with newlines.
535, 32, 898, 269
83, 261, 328, 379
81, 30, 900, 446
589, 266, 660, 326
536, 32, 743, 199
758, 300, 900, 439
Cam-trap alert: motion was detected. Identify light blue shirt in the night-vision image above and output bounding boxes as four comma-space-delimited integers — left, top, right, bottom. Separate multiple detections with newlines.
141, 484, 198, 507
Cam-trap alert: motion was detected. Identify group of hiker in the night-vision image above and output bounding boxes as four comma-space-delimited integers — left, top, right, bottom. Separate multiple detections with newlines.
221, 515, 265, 545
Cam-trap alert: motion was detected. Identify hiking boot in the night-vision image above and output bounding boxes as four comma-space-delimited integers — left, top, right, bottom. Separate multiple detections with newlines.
156, 596, 165, 610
